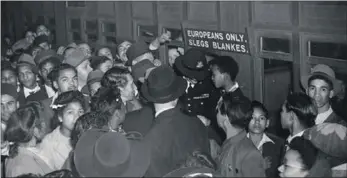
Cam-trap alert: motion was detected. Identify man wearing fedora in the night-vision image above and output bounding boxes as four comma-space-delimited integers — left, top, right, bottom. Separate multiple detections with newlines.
141, 65, 210, 177
301, 64, 346, 127
16, 53, 49, 105
73, 129, 151, 177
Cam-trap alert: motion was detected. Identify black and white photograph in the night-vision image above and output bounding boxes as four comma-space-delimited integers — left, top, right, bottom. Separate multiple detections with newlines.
1, 1, 347, 177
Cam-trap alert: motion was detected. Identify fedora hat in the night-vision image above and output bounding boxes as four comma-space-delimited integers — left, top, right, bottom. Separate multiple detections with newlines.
174, 48, 209, 81
301, 64, 341, 95
34, 49, 58, 65
163, 167, 215, 177
63, 49, 88, 67
131, 59, 156, 83
125, 40, 150, 66
141, 65, 187, 103
81, 70, 104, 95
74, 129, 150, 177
16, 53, 38, 73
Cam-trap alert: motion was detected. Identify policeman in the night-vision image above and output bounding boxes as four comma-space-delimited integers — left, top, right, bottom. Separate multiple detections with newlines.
174, 48, 222, 143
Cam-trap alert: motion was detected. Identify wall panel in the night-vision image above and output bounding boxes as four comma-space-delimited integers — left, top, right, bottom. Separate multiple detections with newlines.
299, 2, 347, 32
253, 2, 292, 26
157, 1, 184, 22
97, 1, 115, 17
187, 2, 218, 22
132, 1, 154, 20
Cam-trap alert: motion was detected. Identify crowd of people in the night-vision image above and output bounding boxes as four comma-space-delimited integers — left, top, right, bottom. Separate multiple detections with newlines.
1, 24, 347, 177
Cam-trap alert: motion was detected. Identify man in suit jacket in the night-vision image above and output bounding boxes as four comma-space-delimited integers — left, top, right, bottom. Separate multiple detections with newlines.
301, 64, 347, 127
209, 55, 248, 142
122, 104, 154, 136
40, 63, 89, 132
16, 53, 49, 105
141, 66, 210, 177
216, 94, 266, 177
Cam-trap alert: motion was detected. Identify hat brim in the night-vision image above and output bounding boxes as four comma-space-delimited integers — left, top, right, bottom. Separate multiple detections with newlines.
36, 54, 60, 66
300, 73, 341, 95
141, 76, 187, 103
174, 55, 209, 81
74, 130, 150, 177
81, 78, 102, 95
163, 167, 215, 177
17, 62, 38, 73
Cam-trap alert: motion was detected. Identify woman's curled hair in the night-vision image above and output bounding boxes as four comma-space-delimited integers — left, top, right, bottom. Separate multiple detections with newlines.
4, 102, 45, 158
51, 91, 86, 130
90, 86, 123, 116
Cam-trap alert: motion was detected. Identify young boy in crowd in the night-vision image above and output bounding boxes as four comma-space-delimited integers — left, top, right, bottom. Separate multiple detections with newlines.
216, 93, 266, 177
35, 52, 62, 98
63, 49, 92, 91
248, 101, 285, 178
17, 53, 49, 105
40, 63, 79, 132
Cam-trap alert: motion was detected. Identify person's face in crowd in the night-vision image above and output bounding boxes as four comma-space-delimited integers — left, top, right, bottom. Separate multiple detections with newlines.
25, 31, 36, 44
1, 69, 18, 88
119, 74, 138, 102
1, 94, 19, 122
278, 149, 309, 177
211, 65, 225, 88
117, 41, 132, 62
64, 48, 76, 59
53, 68, 78, 93
59, 102, 85, 132
76, 60, 93, 82
39, 42, 51, 50
98, 60, 113, 73
32, 47, 43, 59
88, 81, 101, 97
18, 65, 37, 89
248, 108, 269, 134
109, 104, 126, 130
40, 61, 56, 85
78, 43, 92, 58
280, 103, 292, 129
36, 25, 50, 36
168, 48, 180, 67
307, 79, 333, 110
98, 48, 113, 60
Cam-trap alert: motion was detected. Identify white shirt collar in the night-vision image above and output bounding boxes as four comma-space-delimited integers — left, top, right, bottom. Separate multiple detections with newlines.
315, 107, 333, 125
247, 133, 274, 151
50, 92, 60, 107
78, 85, 83, 92
287, 130, 305, 144
155, 106, 175, 118
184, 77, 197, 92
216, 82, 239, 110
23, 84, 41, 98
227, 82, 239, 92
45, 84, 56, 98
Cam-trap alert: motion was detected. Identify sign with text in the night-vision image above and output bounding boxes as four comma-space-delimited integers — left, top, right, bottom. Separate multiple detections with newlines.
183, 28, 250, 55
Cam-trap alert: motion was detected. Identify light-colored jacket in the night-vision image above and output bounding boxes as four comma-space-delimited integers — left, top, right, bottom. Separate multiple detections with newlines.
217, 130, 266, 177
5, 147, 52, 177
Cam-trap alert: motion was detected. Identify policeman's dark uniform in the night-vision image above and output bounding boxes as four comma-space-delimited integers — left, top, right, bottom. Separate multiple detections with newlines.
174, 48, 223, 144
